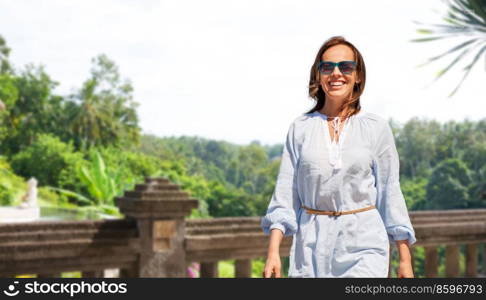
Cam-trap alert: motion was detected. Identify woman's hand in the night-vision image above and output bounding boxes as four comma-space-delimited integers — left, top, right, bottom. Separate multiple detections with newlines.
263, 228, 284, 278
263, 253, 281, 278
396, 240, 414, 278
397, 260, 414, 278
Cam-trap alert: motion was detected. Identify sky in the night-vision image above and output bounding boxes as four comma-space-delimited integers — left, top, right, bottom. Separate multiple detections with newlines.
0, 0, 484, 145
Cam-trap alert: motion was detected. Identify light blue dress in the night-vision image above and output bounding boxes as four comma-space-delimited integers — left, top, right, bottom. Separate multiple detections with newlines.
261, 110, 416, 278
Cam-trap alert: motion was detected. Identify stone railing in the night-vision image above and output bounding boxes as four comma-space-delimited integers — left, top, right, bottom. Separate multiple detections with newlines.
0, 219, 138, 277
0, 177, 485, 278
409, 209, 486, 278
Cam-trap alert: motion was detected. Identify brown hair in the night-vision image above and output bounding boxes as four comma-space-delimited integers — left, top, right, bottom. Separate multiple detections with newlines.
306, 36, 366, 119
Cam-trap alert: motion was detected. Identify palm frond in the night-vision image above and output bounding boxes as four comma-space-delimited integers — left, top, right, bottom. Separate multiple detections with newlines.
417, 38, 480, 67
413, 0, 486, 96
449, 44, 486, 96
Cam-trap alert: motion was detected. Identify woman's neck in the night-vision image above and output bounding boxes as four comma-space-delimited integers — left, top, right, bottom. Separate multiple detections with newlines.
320, 101, 348, 118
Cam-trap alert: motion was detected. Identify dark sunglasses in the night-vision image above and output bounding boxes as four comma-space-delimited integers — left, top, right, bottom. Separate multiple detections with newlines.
318, 61, 357, 75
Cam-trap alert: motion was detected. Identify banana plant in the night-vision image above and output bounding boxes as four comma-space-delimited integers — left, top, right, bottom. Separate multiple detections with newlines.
412, 0, 486, 96
77, 150, 119, 206
48, 150, 122, 216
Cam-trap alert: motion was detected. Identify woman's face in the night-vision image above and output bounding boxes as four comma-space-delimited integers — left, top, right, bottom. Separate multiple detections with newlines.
319, 44, 359, 101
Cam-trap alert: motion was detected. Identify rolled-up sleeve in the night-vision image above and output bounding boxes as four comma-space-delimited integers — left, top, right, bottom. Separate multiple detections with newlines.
261, 122, 301, 237
372, 121, 417, 246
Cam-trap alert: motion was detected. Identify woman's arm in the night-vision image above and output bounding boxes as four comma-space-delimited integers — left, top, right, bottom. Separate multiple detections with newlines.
263, 228, 284, 278
261, 121, 302, 278
396, 240, 414, 278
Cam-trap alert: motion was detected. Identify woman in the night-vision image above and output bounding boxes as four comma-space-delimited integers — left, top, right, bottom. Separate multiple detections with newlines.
261, 36, 416, 278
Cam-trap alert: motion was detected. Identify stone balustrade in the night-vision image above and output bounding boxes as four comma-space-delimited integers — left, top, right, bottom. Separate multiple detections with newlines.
0, 177, 484, 278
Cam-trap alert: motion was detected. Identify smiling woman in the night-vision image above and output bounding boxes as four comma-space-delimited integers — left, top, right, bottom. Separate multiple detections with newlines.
308, 36, 366, 120
261, 36, 416, 278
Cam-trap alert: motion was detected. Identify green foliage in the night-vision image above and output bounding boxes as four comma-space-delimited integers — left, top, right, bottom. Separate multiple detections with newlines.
401, 177, 428, 210
0, 74, 18, 143
49, 148, 161, 214
0, 35, 12, 74
92, 147, 161, 191
426, 158, 474, 209
139, 135, 281, 217
468, 164, 486, 207
395, 118, 441, 178
218, 260, 235, 278
0, 156, 26, 206
0, 65, 65, 155
37, 186, 67, 207
0, 37, 141, 155
0, 75, 18, 109
251, 258, 265, 278
157, 159, 211, 218
264, 144, 284, 160
11, 134, 86, 188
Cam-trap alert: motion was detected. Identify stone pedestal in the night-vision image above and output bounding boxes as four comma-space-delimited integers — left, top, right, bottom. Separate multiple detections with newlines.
115, 177, 198, 278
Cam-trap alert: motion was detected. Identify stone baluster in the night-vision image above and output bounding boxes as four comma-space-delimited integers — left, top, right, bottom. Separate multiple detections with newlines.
424, 246, 439, 278
445, 245, 460, 277
465, 243, 478, 277
235, 259, 252, 278
200, 261, 219, 278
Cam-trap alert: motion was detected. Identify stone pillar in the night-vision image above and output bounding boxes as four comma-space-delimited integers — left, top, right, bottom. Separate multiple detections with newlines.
115, 177, 198, 278
424, 246, 438, 278
235, 259, 252, 278
200, 262, 218, 278
465, 244, 478, 277
445, 245, 460, 278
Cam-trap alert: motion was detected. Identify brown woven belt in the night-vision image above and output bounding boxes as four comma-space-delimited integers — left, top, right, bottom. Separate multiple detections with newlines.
301, 205, 376, 216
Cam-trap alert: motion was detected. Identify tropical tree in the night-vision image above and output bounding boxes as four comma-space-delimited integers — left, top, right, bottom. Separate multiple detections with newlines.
67, 54, 140, 150
1, 65, 65, 154
413, 0, 486, 96
0, 35, 12, 75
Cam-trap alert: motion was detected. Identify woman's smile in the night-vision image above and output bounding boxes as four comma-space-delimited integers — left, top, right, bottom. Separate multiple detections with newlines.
329, 80, 347, 89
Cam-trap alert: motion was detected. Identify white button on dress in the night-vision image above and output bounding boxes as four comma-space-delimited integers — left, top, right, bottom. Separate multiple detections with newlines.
261, 110, 416, 277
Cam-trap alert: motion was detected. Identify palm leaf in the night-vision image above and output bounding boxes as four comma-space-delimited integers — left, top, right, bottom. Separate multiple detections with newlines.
411, 36, 453, 42
417, 38, 480, 67
413, 0, 486, 96
449, 44, 486, 96
430, 40, 483, 81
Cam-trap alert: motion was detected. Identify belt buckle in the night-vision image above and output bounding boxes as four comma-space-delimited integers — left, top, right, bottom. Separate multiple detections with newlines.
332, 211, 342, 216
